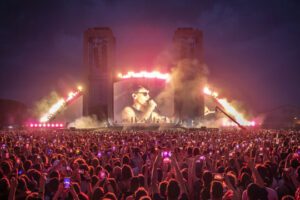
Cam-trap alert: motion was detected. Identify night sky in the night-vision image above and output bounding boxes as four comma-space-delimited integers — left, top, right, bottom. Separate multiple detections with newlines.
0, 0, 300, 114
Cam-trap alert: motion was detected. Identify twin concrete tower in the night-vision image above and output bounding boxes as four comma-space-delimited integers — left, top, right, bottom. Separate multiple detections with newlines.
83, 27, 204, 123
83, 27, 115, 121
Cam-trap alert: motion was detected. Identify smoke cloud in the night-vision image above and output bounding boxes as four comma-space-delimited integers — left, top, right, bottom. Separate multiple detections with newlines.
31, 91, 61, 119
194, 118, 224, 128
156, 58, 209, 122
68, 115, 106, 129
171, 58, 209, 96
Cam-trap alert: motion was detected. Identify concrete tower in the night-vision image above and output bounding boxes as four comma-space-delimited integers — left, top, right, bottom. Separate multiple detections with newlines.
173, 28, 205, 122
173, 27, 203, 62
83, 27, 115, 121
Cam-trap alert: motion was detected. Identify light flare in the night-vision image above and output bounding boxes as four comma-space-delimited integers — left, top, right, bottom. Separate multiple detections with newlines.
77, 85, 83, 91
66, 91, 81, 102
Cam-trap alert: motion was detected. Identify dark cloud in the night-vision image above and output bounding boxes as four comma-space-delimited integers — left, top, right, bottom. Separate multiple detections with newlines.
0, 0, 299, 112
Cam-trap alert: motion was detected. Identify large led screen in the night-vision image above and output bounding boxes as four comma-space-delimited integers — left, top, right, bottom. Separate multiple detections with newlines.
113, 78, 174, 124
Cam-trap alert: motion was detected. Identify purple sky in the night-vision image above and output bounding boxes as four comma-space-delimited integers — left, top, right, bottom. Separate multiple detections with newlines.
0, 0, 300, 113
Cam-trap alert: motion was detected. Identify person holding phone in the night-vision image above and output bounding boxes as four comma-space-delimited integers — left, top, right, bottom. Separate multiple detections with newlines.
64, 177, 71, 189
52, 181, 80, 200
121, 86, 168, 123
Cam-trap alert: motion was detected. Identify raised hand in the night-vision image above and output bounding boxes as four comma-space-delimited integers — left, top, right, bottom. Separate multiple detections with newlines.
10, 177, 18, 190
224, 174, 241, 200
8, 177, 18, 200
39, 173, 47, 188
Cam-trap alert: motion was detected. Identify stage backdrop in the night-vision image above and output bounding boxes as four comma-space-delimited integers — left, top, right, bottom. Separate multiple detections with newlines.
113, 78, 174, 124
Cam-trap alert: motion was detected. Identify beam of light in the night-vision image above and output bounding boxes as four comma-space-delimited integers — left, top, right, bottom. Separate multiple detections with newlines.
39, 86, 83, 123
203, 86, 255, 127
66, 91, 79, 102
117, 71, 170, 81
40, 99, 65, 123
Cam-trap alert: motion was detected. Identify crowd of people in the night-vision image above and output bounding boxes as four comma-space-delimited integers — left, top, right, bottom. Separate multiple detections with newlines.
0, 128, 300, 200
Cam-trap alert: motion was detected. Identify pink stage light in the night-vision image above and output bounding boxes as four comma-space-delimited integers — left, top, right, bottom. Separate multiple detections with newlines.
28, 122, 64, 128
